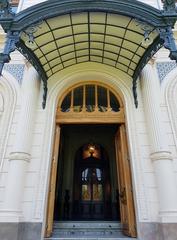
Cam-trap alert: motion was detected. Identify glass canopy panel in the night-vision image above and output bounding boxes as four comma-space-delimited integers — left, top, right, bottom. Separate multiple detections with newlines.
19, 4, 160, 81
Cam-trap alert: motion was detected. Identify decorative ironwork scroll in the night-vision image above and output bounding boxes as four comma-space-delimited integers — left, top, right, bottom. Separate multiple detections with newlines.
0, 31, 19, 75
0, 0, 14, 18
162, 0, 176, 12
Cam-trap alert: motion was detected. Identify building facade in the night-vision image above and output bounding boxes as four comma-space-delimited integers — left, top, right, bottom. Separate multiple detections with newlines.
0, 0, 177, 240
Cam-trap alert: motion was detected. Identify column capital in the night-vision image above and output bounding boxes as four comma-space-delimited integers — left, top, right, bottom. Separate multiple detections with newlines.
9, 152, 31, 162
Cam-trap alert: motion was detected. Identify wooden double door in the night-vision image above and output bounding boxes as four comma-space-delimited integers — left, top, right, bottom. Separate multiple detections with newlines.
79, 166, 104, 220
45, 124, 137, 238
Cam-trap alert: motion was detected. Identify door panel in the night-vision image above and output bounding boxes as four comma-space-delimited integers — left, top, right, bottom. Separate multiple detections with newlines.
115, 124, 137, 237
45, 125, 61, 237
80, 167, 104, 219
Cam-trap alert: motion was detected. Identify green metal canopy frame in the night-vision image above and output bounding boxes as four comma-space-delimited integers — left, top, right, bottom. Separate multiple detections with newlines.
0, 0, 177, 108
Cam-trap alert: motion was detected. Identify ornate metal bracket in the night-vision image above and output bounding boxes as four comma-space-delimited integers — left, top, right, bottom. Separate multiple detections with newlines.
0, 0, 14, 18
159, 26, 177, 61
162, 0, 176, 12
0, 2, 18, 73
0, 19, 48, 109
0, 31, 19, 75
16, 40, 48, 109
21, 22, 42, 49
131, 0, 177, 108
42, 81, 48, 109
135, 20, 155, 47
132, 79, 138, 108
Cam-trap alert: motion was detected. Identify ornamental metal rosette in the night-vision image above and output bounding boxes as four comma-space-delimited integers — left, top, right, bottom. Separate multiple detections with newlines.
0, 0, 177, 108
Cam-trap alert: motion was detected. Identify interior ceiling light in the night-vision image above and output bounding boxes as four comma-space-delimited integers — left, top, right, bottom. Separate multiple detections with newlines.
88, 144, 95, 156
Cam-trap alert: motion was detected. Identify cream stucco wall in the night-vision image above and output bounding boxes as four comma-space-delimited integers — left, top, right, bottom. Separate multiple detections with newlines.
0, 61, 169, 224
0, 2, 177, 240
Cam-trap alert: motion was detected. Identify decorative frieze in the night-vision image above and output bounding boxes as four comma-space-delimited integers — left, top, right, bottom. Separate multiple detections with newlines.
156, 61, 177, 83
4, 63, 24, 84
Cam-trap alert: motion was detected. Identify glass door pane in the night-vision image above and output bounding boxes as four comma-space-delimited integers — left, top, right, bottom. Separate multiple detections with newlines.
82, 168, 91, 200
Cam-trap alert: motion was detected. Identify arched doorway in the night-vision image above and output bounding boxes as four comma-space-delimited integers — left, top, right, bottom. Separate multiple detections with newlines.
73, 143, 116, 221
45, 83, 136, 238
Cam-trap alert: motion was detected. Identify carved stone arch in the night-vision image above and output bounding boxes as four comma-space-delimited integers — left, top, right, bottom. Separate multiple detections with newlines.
58, 81, 124, 109
0, 71, 18, 172
56, 81, 125, 124
35, 63, 149, 238
161, 66, 177, 98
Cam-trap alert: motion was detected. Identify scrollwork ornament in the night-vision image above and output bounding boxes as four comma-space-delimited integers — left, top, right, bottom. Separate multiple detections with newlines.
135, 19, 156, 47
159, 27, 177, 62
21, 21, 43, 50
162, 0, 176, 12
0, 0, 14, 18
42, 82, 48, 109
135, 19, 154, 33
0, 31, 20, 75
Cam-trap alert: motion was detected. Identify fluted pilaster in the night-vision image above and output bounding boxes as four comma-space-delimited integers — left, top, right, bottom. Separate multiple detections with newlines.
2, 65, 40, 220
141, 61, 177, 222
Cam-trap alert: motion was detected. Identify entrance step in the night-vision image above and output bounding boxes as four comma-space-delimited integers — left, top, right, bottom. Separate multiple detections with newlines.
44, 238, 136, 240
44, 221, 138, 239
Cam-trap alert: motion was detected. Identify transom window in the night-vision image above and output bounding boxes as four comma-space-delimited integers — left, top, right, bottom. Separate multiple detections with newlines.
60, 84, 120, 113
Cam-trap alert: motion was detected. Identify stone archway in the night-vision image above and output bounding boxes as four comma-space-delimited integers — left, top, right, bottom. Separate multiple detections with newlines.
45, 80, 137, 238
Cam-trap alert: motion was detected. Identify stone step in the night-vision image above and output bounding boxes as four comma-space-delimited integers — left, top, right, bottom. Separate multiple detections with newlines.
52, 230, 124, 238
52, 221, 123, 237
53, 221, 122, 229
44, 238, 136, 240
44, 221, 138, 240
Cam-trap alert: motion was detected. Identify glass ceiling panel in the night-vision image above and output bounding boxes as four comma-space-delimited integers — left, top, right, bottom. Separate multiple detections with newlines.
20, 11, 158, 78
